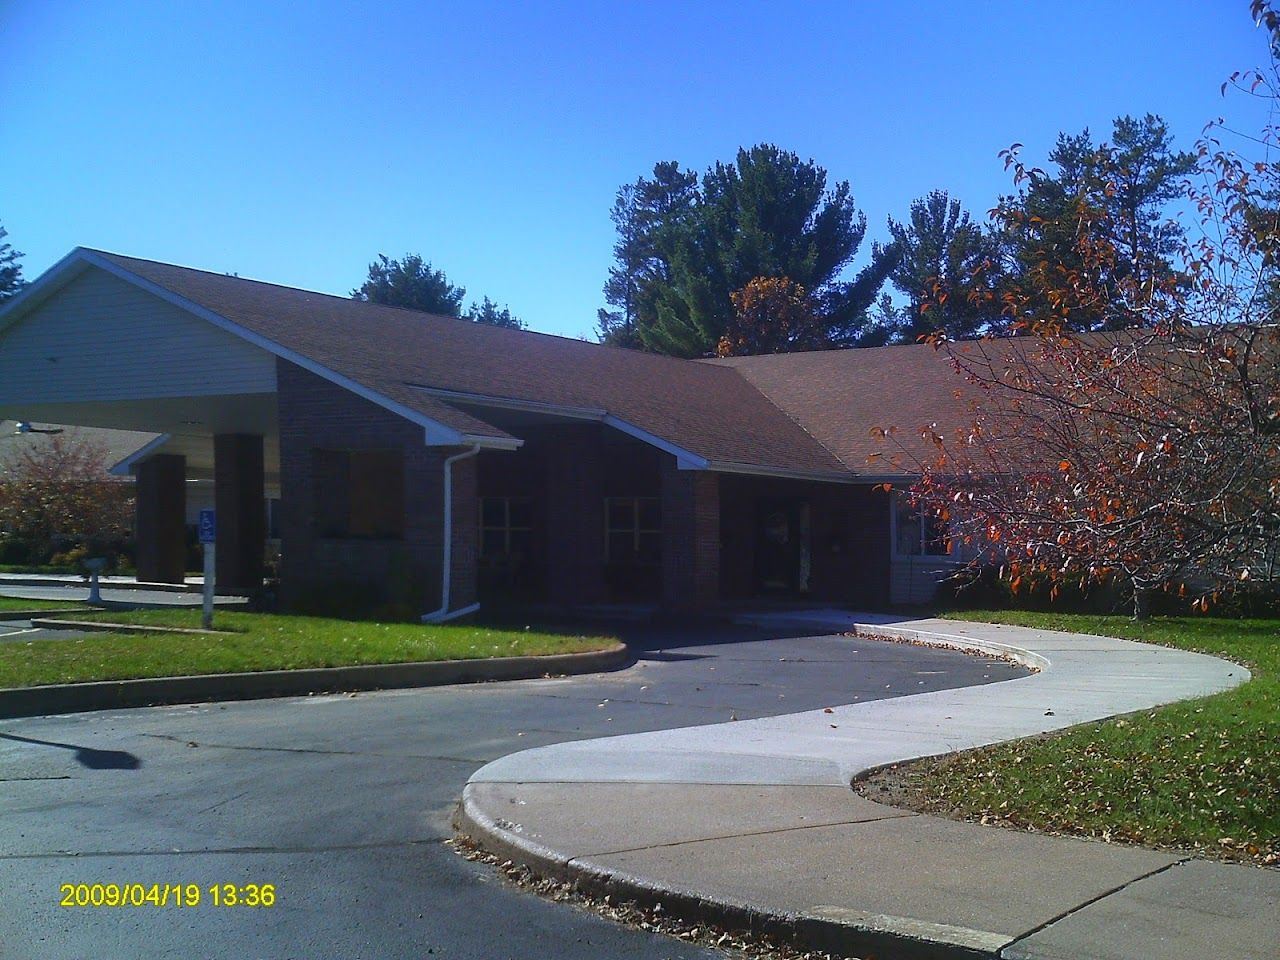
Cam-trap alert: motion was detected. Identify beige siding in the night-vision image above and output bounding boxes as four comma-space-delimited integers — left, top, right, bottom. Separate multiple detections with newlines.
0, 267, 276, 405
890, 555, 966, 606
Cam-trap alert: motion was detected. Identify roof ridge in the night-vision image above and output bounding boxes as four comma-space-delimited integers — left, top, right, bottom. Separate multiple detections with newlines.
700, 340, 941, 364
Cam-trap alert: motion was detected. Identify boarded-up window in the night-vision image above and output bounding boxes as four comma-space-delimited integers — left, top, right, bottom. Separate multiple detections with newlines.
313, 449, 404, 539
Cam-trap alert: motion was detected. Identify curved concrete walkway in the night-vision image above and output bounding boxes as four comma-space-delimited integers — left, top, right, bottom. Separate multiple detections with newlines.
460, 613, 1277, 960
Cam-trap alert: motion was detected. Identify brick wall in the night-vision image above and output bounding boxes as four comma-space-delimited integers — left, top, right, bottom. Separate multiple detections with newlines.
661, 462, 721, 609
478, 424, 669, 606
276, 360, 477, 614
276, 366, 887, 614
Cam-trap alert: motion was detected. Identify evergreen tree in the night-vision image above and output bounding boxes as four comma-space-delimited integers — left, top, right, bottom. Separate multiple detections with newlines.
600, 145, 897, 357
858, 293, 905, 348
597, 162, 699, 348
1108, 114, 1197, 297
354, 253, 522, 329
465, 296, 524, 329
880, 191, 1005, 342
996, 115, 1195, 331
352, 254, 465, 316
0, 224, 24, 303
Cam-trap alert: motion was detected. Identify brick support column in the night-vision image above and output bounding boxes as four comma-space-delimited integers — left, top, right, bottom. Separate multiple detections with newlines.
546, 425, 606, 605
134, 454, 186, 584
661, 462, 720, 609
214, 433, 265, 593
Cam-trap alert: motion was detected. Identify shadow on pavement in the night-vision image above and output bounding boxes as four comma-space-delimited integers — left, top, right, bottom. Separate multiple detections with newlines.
0, 733, 142, 770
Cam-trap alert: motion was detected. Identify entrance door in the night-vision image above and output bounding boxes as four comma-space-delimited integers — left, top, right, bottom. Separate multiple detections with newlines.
753, 498, 810, 596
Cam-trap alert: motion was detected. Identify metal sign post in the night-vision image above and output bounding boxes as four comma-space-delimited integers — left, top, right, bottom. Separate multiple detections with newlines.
198, 510, 216, 630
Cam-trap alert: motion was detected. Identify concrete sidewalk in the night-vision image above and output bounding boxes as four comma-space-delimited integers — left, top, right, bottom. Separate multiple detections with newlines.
0, 572, 203, 593
0, 574, 246, 609
459, 613, 1278, 960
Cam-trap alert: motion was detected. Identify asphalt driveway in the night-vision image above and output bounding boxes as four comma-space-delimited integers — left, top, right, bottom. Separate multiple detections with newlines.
0, 622, 1024, 960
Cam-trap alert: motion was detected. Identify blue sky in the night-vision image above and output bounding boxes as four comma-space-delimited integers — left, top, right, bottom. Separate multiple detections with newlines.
1, 1, 1270, 339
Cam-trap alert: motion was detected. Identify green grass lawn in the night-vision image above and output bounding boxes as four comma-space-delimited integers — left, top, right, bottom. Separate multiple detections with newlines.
0, 596, 87, 611
0, 609, 616, 689
885, 611, 1279, 866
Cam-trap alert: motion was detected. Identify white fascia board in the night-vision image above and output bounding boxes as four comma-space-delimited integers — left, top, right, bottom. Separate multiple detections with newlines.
0, 249, 94, 333
422, 422, 522, 451
600, 415, 708, 469
461, 434, 523, 451
704, 460, 910, 485
109, 433, 174, 476
411, 385, 607, 422
71, 250, 518, 450
412, 385, 706, 466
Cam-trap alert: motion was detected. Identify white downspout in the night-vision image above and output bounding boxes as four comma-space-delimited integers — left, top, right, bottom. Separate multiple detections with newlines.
421, 444, 482, 623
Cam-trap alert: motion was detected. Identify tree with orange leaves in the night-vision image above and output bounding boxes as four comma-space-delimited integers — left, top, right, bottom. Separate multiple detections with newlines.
878, 4, 1280, 618
0, 432, 133, 565
717, 276, 829, 357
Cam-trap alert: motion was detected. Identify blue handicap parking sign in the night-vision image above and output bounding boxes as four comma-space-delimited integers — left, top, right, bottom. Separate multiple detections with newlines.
199, 510, 217, 544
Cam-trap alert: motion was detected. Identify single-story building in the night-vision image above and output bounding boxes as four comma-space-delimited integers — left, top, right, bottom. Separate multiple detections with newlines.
0, 248, 977, 616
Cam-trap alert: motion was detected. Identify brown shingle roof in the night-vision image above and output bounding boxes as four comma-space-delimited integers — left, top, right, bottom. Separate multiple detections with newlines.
90, 251, 849, 476
707, 343, 988, 476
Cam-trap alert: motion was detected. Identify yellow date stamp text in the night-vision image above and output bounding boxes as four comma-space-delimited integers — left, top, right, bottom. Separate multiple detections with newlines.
58, 883, 276, 908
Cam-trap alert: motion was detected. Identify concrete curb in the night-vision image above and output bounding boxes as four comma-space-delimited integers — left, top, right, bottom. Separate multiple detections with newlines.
456, 616, 1255, 960
0, 602, 248, 623
846, 622, 1053, 673
453, 788, 991, 960
0, 642, 631, 720
28, 618, 230, 635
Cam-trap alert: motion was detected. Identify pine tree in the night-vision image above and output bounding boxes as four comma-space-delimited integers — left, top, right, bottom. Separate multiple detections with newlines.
600, 145, 897, 356
352, 254, 465, 316
880, 191, 1004, 342
465, 296, 524, 329
995, 115, 1195, 331
0, 224, 25, 303
651, 145, 899, 356
597, 162, 699, 348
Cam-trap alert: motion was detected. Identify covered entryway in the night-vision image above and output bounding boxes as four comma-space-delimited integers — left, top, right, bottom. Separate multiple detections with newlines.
0, 256, 279, 592
718, 474, 891, 608
0, 250, 534, 618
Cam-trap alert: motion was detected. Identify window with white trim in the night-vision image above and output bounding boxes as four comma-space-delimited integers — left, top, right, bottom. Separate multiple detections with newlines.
893, 492, 952, 558
605, 497, 661, 565
479, 497, 533, 559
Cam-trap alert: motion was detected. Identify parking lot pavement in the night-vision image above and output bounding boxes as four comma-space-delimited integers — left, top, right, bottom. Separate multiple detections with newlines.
0, 622, 1019, 960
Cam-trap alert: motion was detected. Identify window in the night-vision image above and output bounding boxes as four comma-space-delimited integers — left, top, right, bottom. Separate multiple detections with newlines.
893, 492, 952, 557
313, 449, 404, 539
605, 497, 661, 565
479, 497, 533, 559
